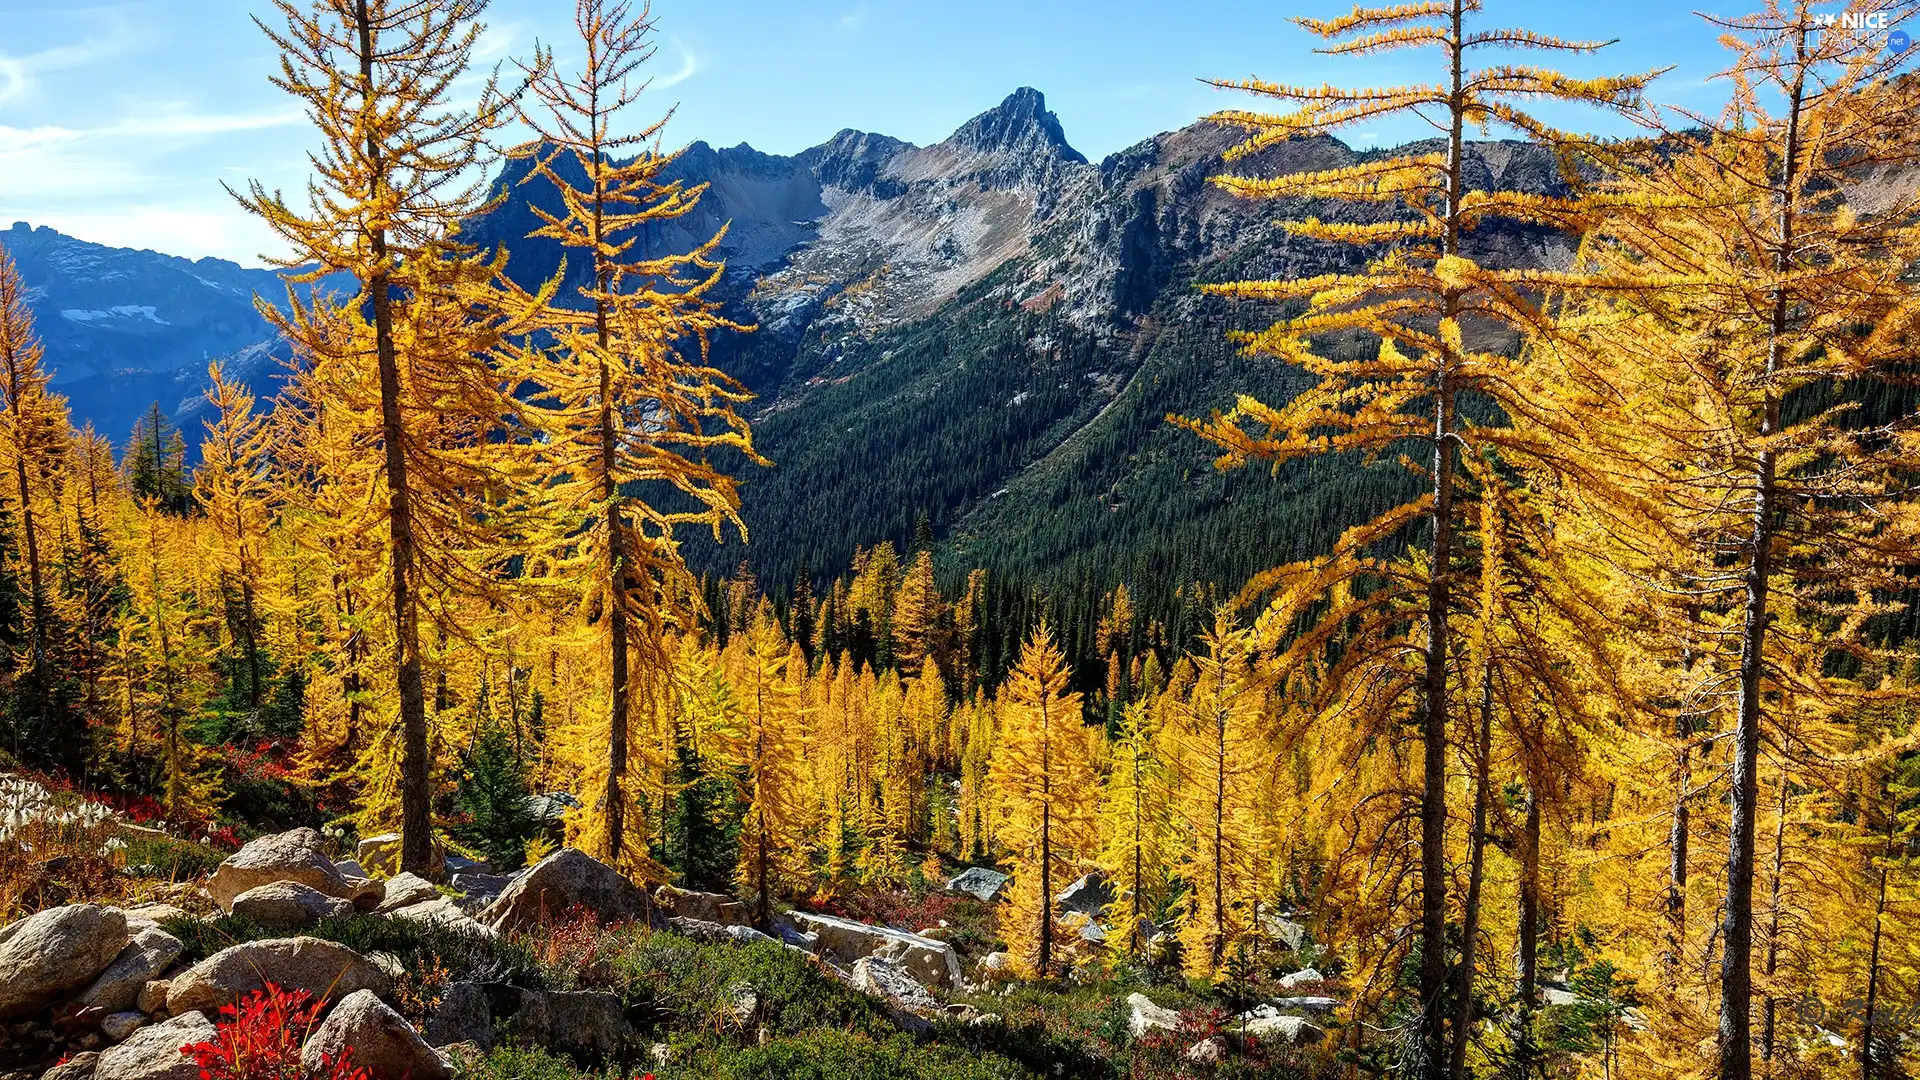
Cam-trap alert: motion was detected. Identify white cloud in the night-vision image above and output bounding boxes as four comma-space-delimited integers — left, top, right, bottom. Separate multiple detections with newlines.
0, 20, 135, 108
651, 37, 699, 90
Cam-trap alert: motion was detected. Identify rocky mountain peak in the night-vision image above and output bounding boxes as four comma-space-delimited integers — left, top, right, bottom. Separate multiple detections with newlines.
949, 87, 1085, 165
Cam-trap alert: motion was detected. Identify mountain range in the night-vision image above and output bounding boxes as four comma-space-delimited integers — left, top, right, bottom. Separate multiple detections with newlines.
5, 87, 1582, 609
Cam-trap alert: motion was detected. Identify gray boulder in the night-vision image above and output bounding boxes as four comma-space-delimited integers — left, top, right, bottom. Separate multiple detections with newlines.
167, 937, 389, 1015
0, 904, 128, 1019
101, 1011, 146, 1043
374, 872, 441, 912
300, 989, 448, 1080
478, 848, 654, 933
945, 866, 1010, 902
1128, 992, 1179, 1039
208, 828, 377, 911
94, 1011, 216, 1080
80, 927, 186, 1012
450, 873, 513, 909
1268, 995, 1341, 1014
851, 955, 940, 1013
391, 897, 494, 936
1278, 967, 1325, 989
423, 982, 492, 1048
442, 854, 491, 877
1185, 1035, 1227, 1065
497, 987, 629, 1063
655, 884, 749, 925
1244, 1013, 1325, 1045
790, 911, 962, 991
118, 905, 188, 932
230, 881, 353, 929
1055, 871, 1113, 917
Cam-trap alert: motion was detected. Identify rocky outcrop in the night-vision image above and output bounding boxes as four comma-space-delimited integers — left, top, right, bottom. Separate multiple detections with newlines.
43, 1051, 99, 1080
478, 848, 654, 933
166, 937, 390, 1015
945, 867, 1009, 902
1243, 1013, 1325, 1046
230, 881, 353, 929
0, 904, 128, 1018
79, 927, 185, 1013
1056, 872, 1112, 918
789, 911, 962, 991
93, 1011, 216, 1080
668, 916, 774, 946
389, 897, 493, 936
207, 829, 376, 911
300, 990, 449, 1080
851, 955, 939, 1013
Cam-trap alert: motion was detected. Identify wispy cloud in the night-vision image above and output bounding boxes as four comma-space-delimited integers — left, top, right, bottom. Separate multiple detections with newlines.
651, 37, 699, 90
0, 19, 135, 108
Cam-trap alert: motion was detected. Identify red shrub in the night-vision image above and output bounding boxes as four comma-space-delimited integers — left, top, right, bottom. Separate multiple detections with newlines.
180, 983, 367, 1080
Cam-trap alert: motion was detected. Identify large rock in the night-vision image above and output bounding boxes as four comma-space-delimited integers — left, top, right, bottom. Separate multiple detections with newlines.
1244, 1013, 1325, 1045
945, 866, 1010, 902
1268, 995, 1341, 1014
167, 937, 390, 1016
207, 829, 375, 911
101, 1011, 147, 1043
1055, 871, 1113, 918
80, 927, 186, 1012
499, 986, 629, 1063
1258, 908, 1308, 950
423, 982, 492, 1048
94, 1011, 216, 1080
1279, 967, 1325, 989
119, 904, 188, 932
450, 873, 513, 909
0, 904, 128, 1018
478, 848, 654, 934
230, 881, 353, 929
375, 872, 441, 912
1128, 992, 1179, 1039
300, 989, 448, 1080
851, 955, 940, 1013
655, 885, 749, 926
790, 911, 962, 991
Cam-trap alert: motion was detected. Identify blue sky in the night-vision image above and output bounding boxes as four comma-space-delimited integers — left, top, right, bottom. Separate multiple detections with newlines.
0, 0, 1857, 265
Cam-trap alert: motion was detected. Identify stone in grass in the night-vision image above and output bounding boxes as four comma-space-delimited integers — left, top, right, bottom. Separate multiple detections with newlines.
1127, 992, 1179, 1039
1243, 1013, 1325, 1046
851, 955, 940, 1013
208, 828, 377, 911
478, 848, 655, 934
944, 866, 1010, 903
166, 937, 389, 1016
300, 989, 449, 1080
1054, 871, 1113, 918
80, 927, 184, 1013
374, 872, 441, 912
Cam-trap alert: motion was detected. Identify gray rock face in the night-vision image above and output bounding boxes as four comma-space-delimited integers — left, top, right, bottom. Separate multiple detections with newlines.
945, 866, 1010, 902
375, 871, 441, 912
723, 981, 760, 1029
478, 848, 654, 934
789, 911, 962, 991
388, 897, 493, 936
230, 881, 354, 929
93, 1011, 216, 1080
118, 905, 187, 932
1278, 967, 1325, 989
499, 986, 629, 1063
850, 955, 940, 1013
300, 990, 449, 1080
1055, 872, 1113, 918
450, 873, 512, 908
0, 904, 128, 1019
1259, 910, 1308, 950
1184, 1035, 1227, 1065
1267, 995, 1341, 1014
423, 982, 493, 1048
207, 828, 367, 911
1127, 992, 1179, 1039
80, 927, 186, 1013
166, 937, 390, 1016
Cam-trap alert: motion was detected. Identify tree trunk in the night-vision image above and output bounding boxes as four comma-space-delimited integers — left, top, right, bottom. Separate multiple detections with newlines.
1518, 789, 1540, 1007
1859, 811, 1894, 1080
1718, 31, 1803, 1080
1420, 6, 1467, 1074
356, 2, 433, 877
1761, 776, 1788, 1073
1448, 666, 1493, 1080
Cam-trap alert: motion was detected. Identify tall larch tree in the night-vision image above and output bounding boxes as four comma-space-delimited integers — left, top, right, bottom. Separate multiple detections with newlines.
234, 0, 537, 873
990, 623, 1097, 978
194, 363, 275, 713
728, 616, 811, 924
1180, 4, 1655, 1069
512, 0, 759, 871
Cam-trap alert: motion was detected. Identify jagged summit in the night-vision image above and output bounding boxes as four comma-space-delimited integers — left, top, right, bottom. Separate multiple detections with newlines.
949, 87, 1085, 164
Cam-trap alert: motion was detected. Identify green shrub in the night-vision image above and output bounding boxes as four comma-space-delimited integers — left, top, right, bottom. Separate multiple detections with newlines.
456, 1044, 604, 1080
606, 929, 897, 1039
697, 1029, 1036, 1080
119, 834, 226, 882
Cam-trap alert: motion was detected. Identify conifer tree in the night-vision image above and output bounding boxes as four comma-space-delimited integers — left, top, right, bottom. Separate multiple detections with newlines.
728, 617, 810, 924
1180, 5, 1655, 1068
194, 364, 275, 713
512, 0, 759, 870
235, 0, 537, 873
990, 624, 1096, 977
1098, 698, 1173, 958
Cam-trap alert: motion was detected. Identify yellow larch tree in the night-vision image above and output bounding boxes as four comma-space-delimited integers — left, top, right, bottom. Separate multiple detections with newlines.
193, 364, 276, 714
511, 0, 760, 872
1098, 697, 1174, 959
1179, 3, 1657, 1068
990, 623, 1097, 977
727, 616, 812, 923
234, 0, 546, 873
